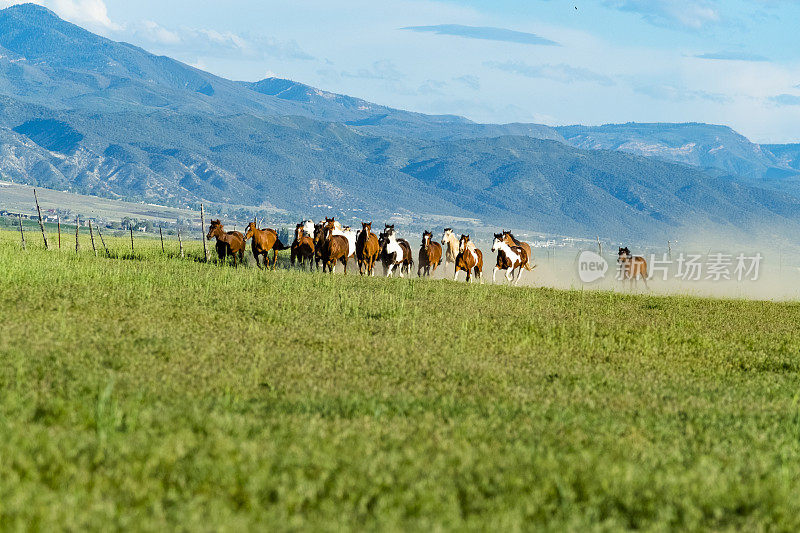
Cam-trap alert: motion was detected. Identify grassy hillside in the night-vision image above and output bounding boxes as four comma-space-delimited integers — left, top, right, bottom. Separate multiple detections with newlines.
1, 229, 800, 530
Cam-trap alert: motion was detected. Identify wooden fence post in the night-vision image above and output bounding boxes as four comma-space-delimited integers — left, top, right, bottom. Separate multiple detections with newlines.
96, 224, 110, 257
33, 189, 49, 250
178, 229, 184, 258
129, 227, 135, 255
18, 214, 26, 250
88, 219, 97, 257
57, 215, 62, 250
200, 203, 209, 262
159, 225, 165, 253
75, 216, 80, 253
596, 235, 602, 256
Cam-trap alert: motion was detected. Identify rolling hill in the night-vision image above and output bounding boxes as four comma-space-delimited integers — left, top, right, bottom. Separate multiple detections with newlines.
1, 3, 799, 242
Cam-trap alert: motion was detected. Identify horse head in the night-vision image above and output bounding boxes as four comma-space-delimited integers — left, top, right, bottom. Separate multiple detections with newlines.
492, 233, 504, 252
422, 230, 432, 249
207, 219, 223, 240
618, 247, 631, 263
243, 221, 258, 241
459, 234, 470, 253
362, 221, 372, 234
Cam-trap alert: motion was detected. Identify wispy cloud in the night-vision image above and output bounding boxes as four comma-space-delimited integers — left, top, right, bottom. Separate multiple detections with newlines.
634, 83, 729, 103
125, 22, 314, 61
693, 51, 769, 62
341, 60, 404, 81
453, 74, 480, 90
485, 60, 614, 86
604, 0, 720, 30
401, 24, 559, 46
768, 94, 800, 106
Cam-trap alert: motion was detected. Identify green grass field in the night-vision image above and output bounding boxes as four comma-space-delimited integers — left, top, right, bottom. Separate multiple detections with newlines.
2, 228, 800, 531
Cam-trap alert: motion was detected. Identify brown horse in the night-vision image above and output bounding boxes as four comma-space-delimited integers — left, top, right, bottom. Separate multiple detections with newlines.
313, 222, 325, 269
618, 247, 649, 288
418, 230, 442, 277
244, 222, 289, 269
321, 223, 350, 273
491, 233, 529, 285
454, 234, 483, 282
206, 219, 245, 266
502, 231, 535, 271
291, 223, 315, 269
356, 222, 381, 276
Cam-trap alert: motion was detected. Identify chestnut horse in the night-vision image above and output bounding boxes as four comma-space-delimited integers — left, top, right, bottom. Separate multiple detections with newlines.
502, 231, 535, 272
491, 233, 528, 285
244, 221, 289, 269
356, 222, 381, 276
206, 219, 245, 266
441, 228, 459, 271
320, 223, 350, 273
291, 223, 315, 269
618, 247, 649, 288
325, 217, 356, 260
418, 230, 442, 277
454, 234, 483, 282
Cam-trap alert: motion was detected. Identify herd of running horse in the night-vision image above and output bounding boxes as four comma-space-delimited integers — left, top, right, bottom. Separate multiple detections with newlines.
206, 218, 649, 284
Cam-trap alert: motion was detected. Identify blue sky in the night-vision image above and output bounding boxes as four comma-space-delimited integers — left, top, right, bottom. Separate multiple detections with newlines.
7, 0, 800, 142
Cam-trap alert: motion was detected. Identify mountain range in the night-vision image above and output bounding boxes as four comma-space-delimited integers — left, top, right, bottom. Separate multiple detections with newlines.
1, 3, 799, 242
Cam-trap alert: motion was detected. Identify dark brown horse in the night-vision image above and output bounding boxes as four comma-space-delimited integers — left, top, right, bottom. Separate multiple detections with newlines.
244, 221, 289, 269
321, 223, 350, 273
356, 222, 381, 276
291, 223, 315, 269
206, 219, 245, 266
618, 247, 649, 288
454, 234, 483, 282
313, 222, 325, 269
418, 230, 442, 277
502, 231, 534, 271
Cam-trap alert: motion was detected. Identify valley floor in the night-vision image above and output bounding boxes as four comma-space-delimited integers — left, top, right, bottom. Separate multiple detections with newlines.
1, 230, 800, 530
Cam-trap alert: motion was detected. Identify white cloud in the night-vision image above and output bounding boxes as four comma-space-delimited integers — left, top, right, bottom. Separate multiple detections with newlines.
0, 0, 119, 31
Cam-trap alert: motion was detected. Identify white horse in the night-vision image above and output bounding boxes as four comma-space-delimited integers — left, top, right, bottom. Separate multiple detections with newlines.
441, 228, 459, 271
302, 219, 315, 238
491, 234, 526, 285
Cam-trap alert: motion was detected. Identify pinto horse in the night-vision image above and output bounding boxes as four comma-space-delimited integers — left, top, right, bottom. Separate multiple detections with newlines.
244, 221, 289, 269
206, 219, 246, 266
418, 230, 442, 277
320, 223, 350, 273
491, 233, 529, 285
454, 234, 483, 282
291, 223, 315, 269
379, 225, 413, 277
356, 222, 381, 276
441, 228, 459, 271
502, 231, 535, 272
618, 247, 649, 288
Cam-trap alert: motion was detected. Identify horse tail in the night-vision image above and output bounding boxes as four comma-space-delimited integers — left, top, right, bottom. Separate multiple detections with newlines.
275, 238, 290, 251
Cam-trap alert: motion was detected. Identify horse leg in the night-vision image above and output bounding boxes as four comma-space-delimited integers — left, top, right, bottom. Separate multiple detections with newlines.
453, 268, 460, 282
493, 266, 499, 283
506, 269, 513, 283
